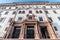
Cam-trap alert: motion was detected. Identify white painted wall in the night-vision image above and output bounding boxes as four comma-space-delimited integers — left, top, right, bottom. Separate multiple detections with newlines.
0, 10, 16, 37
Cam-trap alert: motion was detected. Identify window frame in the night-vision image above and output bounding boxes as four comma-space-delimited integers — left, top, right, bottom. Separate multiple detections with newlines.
5, 11, 9, 15
58, 17, 60, 20
18, 17, 22, 21
39, 17, 43, 21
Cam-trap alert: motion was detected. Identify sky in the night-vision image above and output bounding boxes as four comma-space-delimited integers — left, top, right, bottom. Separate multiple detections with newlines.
0, 0, 60, 3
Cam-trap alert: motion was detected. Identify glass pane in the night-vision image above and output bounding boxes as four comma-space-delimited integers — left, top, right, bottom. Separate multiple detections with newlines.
39, 17, 43, 21
40, 26, 50, 39
26, 26, 34, 38
12, 26, 21, 38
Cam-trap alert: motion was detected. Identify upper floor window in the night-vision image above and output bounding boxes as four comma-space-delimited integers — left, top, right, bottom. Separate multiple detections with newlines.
18, 17, 22, 21
36, 10, 43, 13
39, 10, 42, 13
0, 18, 6, 23
39, 17, 43, 21
9, 7, 11, 9
29, 10, 32, 13
5, 27, 8, 31
36, 11, 39, 13
48, 17, 53, 21
13, 11, 16, 14
51, 6, 52, 8
5, 11, 9, 15
19, 11, 21, 13
43, 6, 46, 8
45, 11, 48, 14
58, 17, 60, 20
19, 11, 25, 14
29, 16, 32, 20
22, 11, 25, 13
54, 26, 58, 31
53, 10, 57, 14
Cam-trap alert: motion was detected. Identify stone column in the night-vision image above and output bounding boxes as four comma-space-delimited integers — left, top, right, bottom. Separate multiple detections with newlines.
19, 24, 24, 40
47, 22, 57, 39
34, 23, 40, 39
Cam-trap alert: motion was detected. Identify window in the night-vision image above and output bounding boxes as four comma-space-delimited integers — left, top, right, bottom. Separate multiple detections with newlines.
43, 6, 46, 8
51, 6, 52, 8
19, 11, 21, 13
29, 16, 32, 20
24, 26, 34, 39
39, 17, 43, 21
18, 17, 22, 21
0, 18, 6, 23
54, 26, 58, 31
13, 11, 16, 14
36, 11, 39, 13
40, 26, 50, 38
22, 11, 25, 13
53, 10, 57, 14
5, 12, 9, 15
19, 11, 25, 14
36, 10, 42, 14
9, 7, 11, 9
39, 10, 42, 13
48, 17, 53, 21
5, 27, 8, 31
29, 10, 32, 13
45, 11, 48, 14
0, 18, 4, 22
12, 26, 21, 38
58, 17, 60, 20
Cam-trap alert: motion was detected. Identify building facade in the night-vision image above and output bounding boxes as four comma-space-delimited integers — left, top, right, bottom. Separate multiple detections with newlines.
0, 2, 60, 40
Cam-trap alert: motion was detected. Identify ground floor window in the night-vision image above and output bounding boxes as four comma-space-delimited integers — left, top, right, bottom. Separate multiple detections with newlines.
12, 26, 21, 38
39, 26, 50, 39
24, 26, 34, 39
